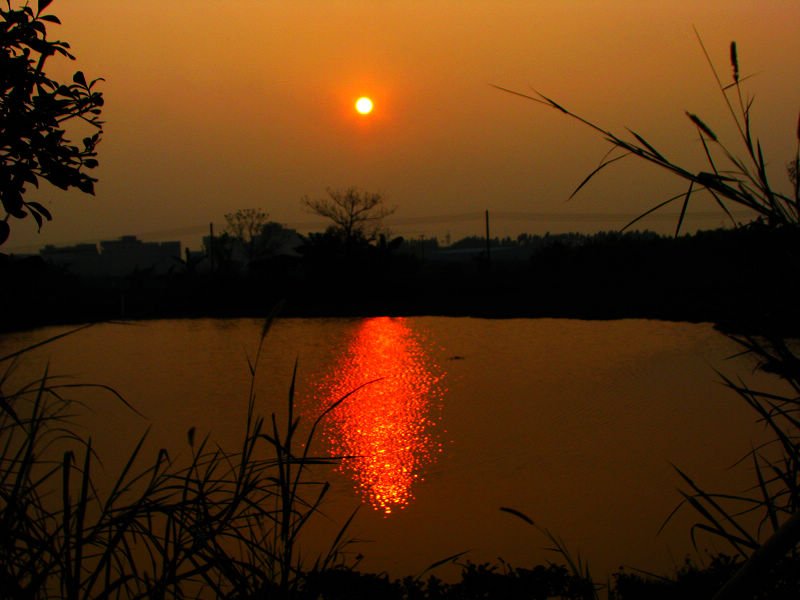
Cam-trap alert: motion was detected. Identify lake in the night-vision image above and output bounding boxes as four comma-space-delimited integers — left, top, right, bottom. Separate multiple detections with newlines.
0, 316, 781, 581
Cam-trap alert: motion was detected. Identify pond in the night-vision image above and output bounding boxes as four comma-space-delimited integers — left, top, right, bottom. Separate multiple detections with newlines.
0, 316, 781, 581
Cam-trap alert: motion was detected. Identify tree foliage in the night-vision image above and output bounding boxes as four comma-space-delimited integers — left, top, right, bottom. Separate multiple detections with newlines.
302, 187, 396, 245
224, 208, 269, 245
0, 0, 104, 245
223, 207, 270, 264
220, 208, 299, 268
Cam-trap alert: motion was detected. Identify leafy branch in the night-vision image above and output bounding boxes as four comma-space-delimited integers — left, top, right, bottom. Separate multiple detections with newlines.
0, 0, 104, 245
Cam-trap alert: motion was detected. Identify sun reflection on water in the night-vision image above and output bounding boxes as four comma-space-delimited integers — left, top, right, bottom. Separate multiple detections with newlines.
309, 317, 446, 514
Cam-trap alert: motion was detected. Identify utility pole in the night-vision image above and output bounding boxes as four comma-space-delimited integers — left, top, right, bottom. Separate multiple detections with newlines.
209, 222, 215, 273
485, 209, 491, 265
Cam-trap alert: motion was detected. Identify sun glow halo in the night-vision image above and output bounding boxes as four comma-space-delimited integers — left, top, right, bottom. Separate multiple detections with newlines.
355, 97, 373, 115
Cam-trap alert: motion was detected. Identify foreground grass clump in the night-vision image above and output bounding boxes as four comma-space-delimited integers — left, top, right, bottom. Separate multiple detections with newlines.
610, 554, 799, 600
290, 554, 800, 600
299, 561, 602, 600
0, 318, 356, 599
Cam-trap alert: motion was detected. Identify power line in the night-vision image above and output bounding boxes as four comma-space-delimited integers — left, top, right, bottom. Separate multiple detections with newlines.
488, 211, 749, 222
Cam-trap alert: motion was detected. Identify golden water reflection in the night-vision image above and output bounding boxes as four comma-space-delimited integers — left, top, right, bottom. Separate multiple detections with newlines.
309, 317, 446, 514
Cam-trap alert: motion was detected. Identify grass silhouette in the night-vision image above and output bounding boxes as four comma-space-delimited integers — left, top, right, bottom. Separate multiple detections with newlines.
0, 311, 360, 599
497, 35, 800, 599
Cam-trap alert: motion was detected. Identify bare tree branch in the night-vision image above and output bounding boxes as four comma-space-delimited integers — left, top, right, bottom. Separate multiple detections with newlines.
302, 187, 396, 244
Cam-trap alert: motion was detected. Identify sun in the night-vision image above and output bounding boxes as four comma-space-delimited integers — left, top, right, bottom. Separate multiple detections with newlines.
355, 97, 373, 115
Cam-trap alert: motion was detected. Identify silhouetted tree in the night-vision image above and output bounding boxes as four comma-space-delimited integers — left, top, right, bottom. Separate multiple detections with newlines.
224, 208, 269, 264
302, 187, 396, 247
0, 0, 104, 245
222, 209, 300, 268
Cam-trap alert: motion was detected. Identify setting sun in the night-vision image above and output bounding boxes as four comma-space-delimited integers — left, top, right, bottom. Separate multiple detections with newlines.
355, 97, 373, 114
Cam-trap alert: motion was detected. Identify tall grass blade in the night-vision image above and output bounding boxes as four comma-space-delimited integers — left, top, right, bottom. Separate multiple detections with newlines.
675, 181, 694, 236
62, 449, 75, 599
620, 191, 687, 232
568, 151, 629, 201
500, 506, 535, 526
687, 112, 719, 142
416, 550, 470, 581
752, 452, 780, 534
500, 507, 601, 600
0, 391, 20, 424
0, 323, 95, 363
627, 128, 668, 161
672, 464, 759, 550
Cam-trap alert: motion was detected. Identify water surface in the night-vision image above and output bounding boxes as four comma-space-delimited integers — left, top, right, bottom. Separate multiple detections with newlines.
0, 317, 781, 580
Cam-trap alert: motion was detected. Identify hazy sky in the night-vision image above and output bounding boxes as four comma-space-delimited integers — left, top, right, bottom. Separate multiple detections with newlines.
6, 0, 800, 252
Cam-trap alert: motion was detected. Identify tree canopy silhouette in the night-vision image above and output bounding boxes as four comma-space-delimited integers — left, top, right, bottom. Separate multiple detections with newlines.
0, 0, 104, 246
302, 187, 396, 246
224, 208, 269, 263
220, 208, 299, 267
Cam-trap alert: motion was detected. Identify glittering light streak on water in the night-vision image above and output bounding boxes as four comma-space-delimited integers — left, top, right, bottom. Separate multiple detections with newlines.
310, 317, 446, 514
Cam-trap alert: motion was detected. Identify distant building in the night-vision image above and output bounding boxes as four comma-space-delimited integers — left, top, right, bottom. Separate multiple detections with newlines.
40, 236, 181, 276
40, 243, 102, 275
99, 236, 181, 276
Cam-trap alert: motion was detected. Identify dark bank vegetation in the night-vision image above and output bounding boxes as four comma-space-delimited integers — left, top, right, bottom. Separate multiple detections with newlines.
3, 222, 800, 334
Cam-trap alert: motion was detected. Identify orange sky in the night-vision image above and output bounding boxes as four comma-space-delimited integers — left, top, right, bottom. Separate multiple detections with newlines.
6, 0, 800, 252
